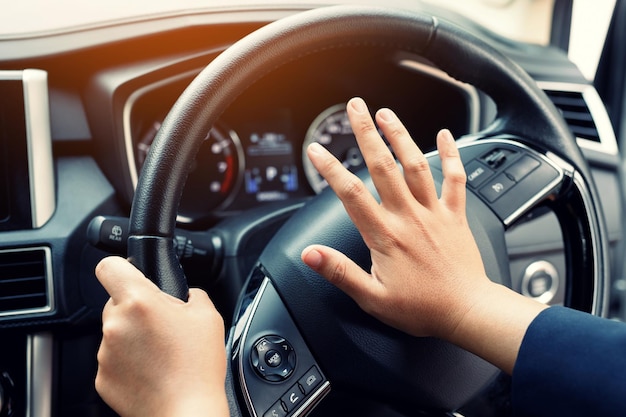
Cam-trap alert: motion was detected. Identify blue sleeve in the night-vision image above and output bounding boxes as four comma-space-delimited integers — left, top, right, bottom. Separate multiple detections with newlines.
511, 306, 626, 416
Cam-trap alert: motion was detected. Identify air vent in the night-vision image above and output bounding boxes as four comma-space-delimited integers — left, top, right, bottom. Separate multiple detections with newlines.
543, 89, 600, 142
0, 247, 53, 317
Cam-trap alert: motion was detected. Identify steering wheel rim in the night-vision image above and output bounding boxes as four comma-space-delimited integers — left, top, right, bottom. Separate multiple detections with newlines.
128, 4, 610, 415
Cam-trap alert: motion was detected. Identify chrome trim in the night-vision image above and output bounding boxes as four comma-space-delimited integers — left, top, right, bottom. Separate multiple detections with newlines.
0, 70, 55, 228
122, 69, 200, 188
291, 381, 331, 417
26, 332, 53, 417
537, 81, 618, 156
237, 278, 270, 417
22, 70, 55, 228
520, 260, 559, 304
398, 58, 481, 134
0, 246, 55, 318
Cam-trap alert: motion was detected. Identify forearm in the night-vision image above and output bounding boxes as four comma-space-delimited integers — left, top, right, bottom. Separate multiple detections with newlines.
446, 281, 548, 374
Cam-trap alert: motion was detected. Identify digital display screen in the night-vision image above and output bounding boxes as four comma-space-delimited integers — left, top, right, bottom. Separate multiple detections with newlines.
0, 77, 32, 230
227, 107, 307, 208
244, 132, 298, 202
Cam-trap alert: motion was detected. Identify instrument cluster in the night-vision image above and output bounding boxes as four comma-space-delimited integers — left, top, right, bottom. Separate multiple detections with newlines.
128, 52, 477, 227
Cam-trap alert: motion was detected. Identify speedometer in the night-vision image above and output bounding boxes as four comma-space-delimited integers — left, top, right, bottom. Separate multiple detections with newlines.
302, 104, 366, 194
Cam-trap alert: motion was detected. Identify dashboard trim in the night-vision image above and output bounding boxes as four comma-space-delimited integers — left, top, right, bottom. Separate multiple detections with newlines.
22, 69, 55, 229
26, 332, 53, 417
0, 69, 55, 230
0, 246, 55, 319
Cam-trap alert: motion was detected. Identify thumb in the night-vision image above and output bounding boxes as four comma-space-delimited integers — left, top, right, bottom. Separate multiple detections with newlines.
301, 245, 375, 305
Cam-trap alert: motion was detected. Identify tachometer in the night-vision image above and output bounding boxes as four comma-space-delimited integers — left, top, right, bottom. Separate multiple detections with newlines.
302, 104, 366, 194
136, 122, 243, 217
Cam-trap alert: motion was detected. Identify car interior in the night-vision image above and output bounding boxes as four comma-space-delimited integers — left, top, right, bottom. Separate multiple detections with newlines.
1, 0, 625, 416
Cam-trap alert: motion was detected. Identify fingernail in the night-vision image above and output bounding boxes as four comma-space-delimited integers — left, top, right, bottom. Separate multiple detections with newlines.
439, 129, 455, 143
308, 142, 324, 155
349, 97, 367, 114
302, 248, 323, 269
377, 108, 395, 122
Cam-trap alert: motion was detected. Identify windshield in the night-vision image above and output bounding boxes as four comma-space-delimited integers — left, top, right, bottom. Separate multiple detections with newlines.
0, 0, 615, 81
0, 0, 221, 36
0, 0, 557, 39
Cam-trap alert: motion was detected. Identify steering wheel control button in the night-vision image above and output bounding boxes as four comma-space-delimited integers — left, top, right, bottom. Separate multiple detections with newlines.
251, 336, 296, 382
265, 350, 283, 367
298, 366, 322, 394
521, 260, 559, 304
280, 384, 304, 412
479, 173, 516, 203
481, 148, 516, 169
465, 160, 494, 189
505, 156, 541, 182
263, 401, 287, 417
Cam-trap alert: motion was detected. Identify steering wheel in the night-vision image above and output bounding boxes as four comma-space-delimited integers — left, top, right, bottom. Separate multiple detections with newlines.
127, 5, 610, 416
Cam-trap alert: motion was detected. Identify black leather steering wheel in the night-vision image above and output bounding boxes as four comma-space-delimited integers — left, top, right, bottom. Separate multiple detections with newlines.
128, 5, 610, 415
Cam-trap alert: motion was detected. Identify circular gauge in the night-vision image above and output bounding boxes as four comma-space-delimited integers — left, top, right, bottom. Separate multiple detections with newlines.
136, 122, 243, 216
302, 103, 366, 194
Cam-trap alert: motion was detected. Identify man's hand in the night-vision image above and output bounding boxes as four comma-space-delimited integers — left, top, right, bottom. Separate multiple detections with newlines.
301, 97, 547, 373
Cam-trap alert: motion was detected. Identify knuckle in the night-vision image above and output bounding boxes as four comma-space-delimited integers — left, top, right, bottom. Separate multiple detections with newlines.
205, 305, 225, 328
96, 348, 105, 366
368, 155, 398, 176
446, 169, 467, 185
385, 125, 405, 141
319, 153, 339, 174
122, 288, 149, 310
339, 176, 368, 200
94, 373, 105, 395
327, 259, 348, 287
403, 155, 431, 176
354, 117, 378, 136
100, 318, 122, 343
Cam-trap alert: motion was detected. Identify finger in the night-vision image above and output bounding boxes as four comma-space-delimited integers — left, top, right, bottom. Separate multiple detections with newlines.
95, 256, 158, 303
187, 287, 212, 305
301, 244, 380, 306
437, 129, 467, 212
187, 288, 220, 314
346, 98, 409, 204
307, 142, 386, 239
375, 108, 438, 208
188, 288, 225, 329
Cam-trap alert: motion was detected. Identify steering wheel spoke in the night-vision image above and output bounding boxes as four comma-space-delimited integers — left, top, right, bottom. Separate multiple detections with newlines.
231, 270, 330, 417
429, 138, 567, 227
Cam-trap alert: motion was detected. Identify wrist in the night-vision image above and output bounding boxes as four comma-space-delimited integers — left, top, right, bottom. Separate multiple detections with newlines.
446, 281, 548, 374
162, 392, 229, 417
